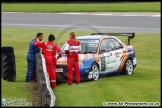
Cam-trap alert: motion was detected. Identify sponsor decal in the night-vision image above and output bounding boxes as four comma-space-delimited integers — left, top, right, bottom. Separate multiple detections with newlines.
84, 55, 95, 61
56, 68, 63, 72
114, 52, 121, 58
70, 48, 79, 50
106, 66, 113, 69
46, 45, 54, 52
107, 59, 116, 64
57, 61, 67, 64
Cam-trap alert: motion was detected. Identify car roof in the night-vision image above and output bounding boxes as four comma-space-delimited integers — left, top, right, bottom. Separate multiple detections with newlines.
77, 35, 111, 40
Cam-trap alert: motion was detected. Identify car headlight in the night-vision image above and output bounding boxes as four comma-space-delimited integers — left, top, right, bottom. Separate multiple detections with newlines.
79, 61, 83, 67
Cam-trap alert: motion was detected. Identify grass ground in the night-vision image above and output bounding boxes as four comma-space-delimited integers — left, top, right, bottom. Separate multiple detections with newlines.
2, 2, 160, 12
1, 28, 160, 106
1, 2, 160, 107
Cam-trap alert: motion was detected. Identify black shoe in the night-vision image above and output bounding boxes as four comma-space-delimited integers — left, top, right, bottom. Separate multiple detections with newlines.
68, 83, 72, 85
76, 83, 78, 85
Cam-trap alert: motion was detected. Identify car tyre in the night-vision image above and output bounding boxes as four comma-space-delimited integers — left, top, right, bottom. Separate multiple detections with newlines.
123, 59, 133, 75
91, 63, 100, 80
2, 46, 14, 54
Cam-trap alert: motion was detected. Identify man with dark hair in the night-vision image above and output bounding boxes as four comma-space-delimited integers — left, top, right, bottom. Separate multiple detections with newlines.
26, 32, 43, 82
35, 34, 62, 89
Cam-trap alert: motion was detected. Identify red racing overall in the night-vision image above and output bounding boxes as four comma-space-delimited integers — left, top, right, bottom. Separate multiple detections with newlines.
64, 38, 81, 84
35, 41, 61, 88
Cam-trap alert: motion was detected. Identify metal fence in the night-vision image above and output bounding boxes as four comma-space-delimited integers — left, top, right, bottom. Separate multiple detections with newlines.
36, 53, 56, 107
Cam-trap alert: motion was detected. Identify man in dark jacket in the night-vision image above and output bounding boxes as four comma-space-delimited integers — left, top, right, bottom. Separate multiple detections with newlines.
26, 32, 43, 82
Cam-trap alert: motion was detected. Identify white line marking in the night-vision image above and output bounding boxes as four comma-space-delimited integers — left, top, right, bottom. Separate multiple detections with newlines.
2, 12, 160, 17
2, 23, 155, 29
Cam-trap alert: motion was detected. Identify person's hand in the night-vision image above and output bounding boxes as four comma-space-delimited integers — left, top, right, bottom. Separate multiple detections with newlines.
36, 38, 40, 42
57, 56, 60, 60
39, 50, 42, 54
57, 56, 59, 60
57, 54, 62, 60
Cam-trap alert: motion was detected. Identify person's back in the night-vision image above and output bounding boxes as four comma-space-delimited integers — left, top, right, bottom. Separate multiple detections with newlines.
66, 38, 80, 61
64, 32, 81, 85
35, 34, 62, 88
41, 41, 57, 57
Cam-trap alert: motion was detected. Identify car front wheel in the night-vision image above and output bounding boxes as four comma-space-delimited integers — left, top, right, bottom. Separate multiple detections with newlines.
123, 59, 133, 75
90, 63, 100, 80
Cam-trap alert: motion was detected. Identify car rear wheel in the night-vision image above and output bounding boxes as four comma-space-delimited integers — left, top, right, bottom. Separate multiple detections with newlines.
123, 59, 133, 75
91, 63, 100, 80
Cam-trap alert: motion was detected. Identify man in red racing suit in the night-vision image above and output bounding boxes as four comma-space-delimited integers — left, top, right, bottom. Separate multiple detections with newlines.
35, 34, 62, 88
64, 32, 81, 85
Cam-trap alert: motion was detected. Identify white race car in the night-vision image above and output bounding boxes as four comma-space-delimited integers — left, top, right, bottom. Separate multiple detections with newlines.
56, 33, 137, 83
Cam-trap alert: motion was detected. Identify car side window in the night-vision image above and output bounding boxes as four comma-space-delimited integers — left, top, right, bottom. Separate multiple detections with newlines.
108, 38, 122, 50
100, 39, 111, 53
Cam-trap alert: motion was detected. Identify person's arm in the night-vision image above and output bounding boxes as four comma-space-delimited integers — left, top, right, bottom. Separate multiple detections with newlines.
64, 42, 70, 55
34, 40, 44, 54
33, 45, 40, 53
55, 44, 62, 60
78, 42, 81, 54
34, 40, 44, 48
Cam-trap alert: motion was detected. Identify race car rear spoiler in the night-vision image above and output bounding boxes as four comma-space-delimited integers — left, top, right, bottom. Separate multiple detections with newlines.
91, 32, 135, 45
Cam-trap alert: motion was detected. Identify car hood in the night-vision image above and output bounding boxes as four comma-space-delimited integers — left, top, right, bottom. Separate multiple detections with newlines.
57, 53, 99, 65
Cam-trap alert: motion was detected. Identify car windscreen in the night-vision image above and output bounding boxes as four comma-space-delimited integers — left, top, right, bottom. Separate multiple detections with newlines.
60, 39, 99, 54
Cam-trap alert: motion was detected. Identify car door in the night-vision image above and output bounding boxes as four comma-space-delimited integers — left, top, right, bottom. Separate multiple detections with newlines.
99, 39, 111, 72
107, 38, 123, 71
